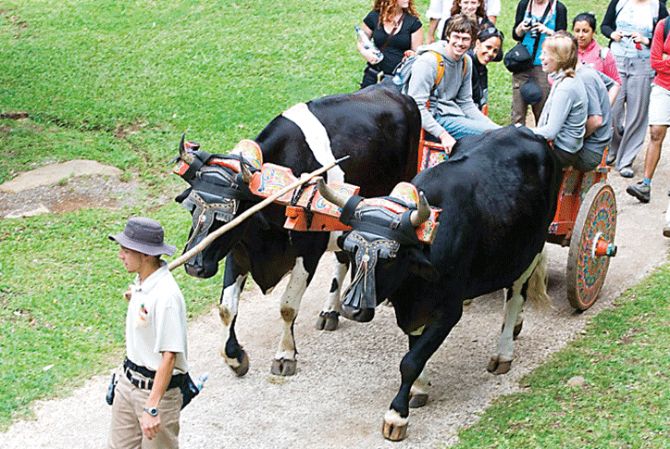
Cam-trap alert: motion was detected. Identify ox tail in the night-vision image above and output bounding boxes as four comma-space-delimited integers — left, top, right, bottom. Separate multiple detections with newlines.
526, 250, 552, 310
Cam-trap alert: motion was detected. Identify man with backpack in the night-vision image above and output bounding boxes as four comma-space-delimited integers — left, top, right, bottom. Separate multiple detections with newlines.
407, 14, 499, 154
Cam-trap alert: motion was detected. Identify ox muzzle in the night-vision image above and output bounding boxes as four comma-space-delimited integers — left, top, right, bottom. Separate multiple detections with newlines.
338, 196, 424, 322
175, 143, 259, 278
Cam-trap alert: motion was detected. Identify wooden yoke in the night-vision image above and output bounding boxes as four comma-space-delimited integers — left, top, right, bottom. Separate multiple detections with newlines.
249, 164, 441, 244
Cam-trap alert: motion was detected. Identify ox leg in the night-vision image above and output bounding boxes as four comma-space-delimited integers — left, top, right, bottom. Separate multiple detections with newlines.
488, 252, 546, 375
407, 330, 430, 409
315, 252, 348, 331
219, 260, 250, 377
384, 309, 462, 441
271, 256, 312, 376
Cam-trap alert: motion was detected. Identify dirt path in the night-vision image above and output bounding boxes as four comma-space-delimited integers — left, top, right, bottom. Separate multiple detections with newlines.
2, 155, 669, 449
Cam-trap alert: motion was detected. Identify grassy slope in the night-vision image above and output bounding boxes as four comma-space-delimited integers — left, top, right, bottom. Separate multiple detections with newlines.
3, 0, 667, 444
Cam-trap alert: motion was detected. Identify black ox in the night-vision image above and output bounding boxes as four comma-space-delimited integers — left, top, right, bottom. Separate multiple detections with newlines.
174, 86, 421, 376
317, 126, 563, 441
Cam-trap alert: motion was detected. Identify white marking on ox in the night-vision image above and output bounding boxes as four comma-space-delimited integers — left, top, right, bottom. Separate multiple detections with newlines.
410, 368, 430, 397
496, 252, 544, 361
281, 103, 346, 184
275, 257, 310, 360
384, 408, 409, 427
219, 274, 247, 367
320, 255, 348, 314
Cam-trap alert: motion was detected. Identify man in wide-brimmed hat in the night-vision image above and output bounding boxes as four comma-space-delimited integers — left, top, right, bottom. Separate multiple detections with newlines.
107, 217, 188, 449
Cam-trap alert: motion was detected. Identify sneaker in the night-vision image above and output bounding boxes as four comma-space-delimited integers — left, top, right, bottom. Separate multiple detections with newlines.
626, 181, 650, 203
619, 167, 634, 178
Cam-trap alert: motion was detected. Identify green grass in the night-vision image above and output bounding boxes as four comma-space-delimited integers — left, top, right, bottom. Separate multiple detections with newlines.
0, 0, 651, 439
452, 264, 670, 449
0, 204, 221, 425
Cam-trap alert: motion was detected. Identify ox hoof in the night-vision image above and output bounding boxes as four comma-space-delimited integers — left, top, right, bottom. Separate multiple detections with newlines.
271, 358, 297, 376
382, 410, 409, 441
408, 392, 428, 409
487, 356, 512, 375
221, 350, 250, 377
232, 351, 250, 377
341, 305, 375, 323
513, 321, 523, 340
315, 311, 339, 331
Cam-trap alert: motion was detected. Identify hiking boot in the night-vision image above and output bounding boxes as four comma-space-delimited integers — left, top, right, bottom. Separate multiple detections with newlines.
626, 181, 650, 203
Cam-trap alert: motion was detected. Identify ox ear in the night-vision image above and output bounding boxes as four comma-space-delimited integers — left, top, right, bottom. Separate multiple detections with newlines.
407, 247, 438, 282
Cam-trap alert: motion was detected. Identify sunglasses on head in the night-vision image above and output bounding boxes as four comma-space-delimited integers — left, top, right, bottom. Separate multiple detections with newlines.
479, 27, 504, 41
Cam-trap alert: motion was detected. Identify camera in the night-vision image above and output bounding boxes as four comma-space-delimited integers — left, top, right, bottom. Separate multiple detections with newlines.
524, 18, 539, 38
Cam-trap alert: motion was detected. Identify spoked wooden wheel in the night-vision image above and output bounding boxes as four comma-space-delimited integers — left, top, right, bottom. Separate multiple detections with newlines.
566, 183, 617, 311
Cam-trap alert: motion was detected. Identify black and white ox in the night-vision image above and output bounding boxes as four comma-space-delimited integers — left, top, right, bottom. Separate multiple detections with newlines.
317, 126, 563, 441
174, 86, 421, 376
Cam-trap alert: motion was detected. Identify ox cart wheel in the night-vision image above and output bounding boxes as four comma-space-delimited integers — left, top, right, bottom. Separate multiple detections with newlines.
566, 182, 617, 311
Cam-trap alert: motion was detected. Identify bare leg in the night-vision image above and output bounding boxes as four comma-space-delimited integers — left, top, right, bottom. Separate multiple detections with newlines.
643, 125, 667, 180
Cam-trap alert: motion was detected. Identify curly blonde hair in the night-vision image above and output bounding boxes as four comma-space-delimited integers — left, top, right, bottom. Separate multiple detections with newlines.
373, 0, 419, 26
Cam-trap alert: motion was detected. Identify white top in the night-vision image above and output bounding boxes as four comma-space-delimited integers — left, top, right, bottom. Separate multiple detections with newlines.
426, 0, 501, 40
125, 263, 189, 374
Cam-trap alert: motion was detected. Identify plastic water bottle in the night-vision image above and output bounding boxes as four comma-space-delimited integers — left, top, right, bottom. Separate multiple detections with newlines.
196, 373, 209, 391
355, 25, 383, 63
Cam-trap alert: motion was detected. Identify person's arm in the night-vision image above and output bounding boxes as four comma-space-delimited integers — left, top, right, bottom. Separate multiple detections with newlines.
601, 0, 620, 40
427, 19, 439, 43
426, 0, 442, 44
410, 19, 424, 51
607, 83, 621, 106
357, 21, 382, 64
651, 19, 670, 72
141, 351, 176, 440
533, 85, 574, 140
585, 116, 603, 137
602, 51, 622, 84
407, 55, 448, 141
555, 2, 568, 31
512, 0, 530, 41
486, 0, 500, 23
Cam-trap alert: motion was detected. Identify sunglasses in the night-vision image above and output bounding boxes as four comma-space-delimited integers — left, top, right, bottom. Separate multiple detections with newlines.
479, 26, 504, 41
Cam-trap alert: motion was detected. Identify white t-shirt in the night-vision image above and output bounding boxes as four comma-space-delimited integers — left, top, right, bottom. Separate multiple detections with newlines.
125, 263, 189, 374
426, 0, 501, 40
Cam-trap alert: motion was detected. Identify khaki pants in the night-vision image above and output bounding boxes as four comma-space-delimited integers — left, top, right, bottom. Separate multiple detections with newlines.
108, 374, 183, 449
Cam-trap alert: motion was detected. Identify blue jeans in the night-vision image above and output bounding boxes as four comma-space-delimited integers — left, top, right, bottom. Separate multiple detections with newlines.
436, 114, 500, 140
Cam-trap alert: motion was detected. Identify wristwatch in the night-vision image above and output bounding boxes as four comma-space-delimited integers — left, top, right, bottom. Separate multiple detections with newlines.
143, 407, 159, 417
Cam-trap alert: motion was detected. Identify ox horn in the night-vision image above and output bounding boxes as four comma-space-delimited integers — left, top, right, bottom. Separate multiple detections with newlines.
316, 178, 350, 208
239, 160, 253, 184
409, 192, 431, 227
179, 133, 186, 158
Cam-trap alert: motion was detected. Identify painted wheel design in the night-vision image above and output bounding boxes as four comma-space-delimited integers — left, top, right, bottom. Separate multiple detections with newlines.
566, 183, 617, 311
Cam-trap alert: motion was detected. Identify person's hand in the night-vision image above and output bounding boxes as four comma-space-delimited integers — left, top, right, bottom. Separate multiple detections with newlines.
361, 47, 382, 65
630, 32, 649, 46
610, 31, 624, 42
516, 20, 531, 35
532, 22, 552, 36
403, 50, 416, 58
140, 412, 161, 440
439, 132, 456, 155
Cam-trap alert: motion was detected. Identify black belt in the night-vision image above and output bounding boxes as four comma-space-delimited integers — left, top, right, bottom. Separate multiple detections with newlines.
123, 358, 185, 390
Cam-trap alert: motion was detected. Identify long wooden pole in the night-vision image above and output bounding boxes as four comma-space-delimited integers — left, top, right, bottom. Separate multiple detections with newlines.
168, 156, 349, 271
